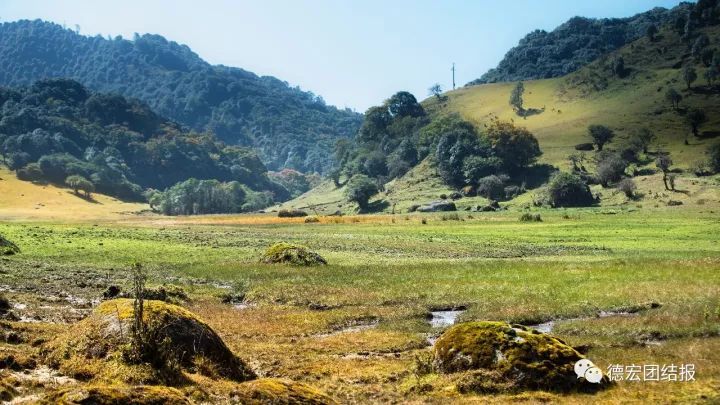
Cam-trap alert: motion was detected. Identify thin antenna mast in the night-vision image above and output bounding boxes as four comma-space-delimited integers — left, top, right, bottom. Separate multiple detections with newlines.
452, 63, 456, 90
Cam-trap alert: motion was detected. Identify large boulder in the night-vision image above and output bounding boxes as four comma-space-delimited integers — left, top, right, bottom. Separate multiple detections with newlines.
417, 201, 457, 212
45, 299, 255, 383
433, 321, 604, 392
260, 243, 327, 266
234, 378, 337, 405
0, 235, 19, 256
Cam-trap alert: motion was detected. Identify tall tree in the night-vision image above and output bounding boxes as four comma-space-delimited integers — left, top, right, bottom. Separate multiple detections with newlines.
665, 88, 682, 110
588, 125, 615, 151
509, 81, 525, 112
683, 66, 698, 89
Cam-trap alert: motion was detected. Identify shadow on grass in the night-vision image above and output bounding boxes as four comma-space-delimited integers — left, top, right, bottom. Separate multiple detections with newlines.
361, 199, 390, 214
67, 191, 102, 204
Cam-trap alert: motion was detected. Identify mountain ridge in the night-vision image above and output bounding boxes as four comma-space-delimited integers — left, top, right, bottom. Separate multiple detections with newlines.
467, 3, 692, 85
0, 19, 362, 173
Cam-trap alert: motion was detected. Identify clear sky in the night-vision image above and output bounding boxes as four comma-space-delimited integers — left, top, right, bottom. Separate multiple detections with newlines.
0, 0, 686, 112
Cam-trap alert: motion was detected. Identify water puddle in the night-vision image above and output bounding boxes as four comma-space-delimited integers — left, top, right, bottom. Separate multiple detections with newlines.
315, 320, 379, 338
429, 310, 465, 328
526, 309, 643, 333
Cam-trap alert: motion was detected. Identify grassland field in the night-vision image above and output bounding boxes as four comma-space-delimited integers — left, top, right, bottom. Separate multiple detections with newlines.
1, 201, 719, 403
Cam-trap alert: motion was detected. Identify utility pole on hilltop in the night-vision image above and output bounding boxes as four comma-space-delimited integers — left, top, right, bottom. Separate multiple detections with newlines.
451, 63, 456, 90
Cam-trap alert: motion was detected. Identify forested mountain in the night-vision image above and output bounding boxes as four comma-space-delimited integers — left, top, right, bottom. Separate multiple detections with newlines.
468, 3, 693, 85
0, 78, 289, 207
0, 19, 362, 173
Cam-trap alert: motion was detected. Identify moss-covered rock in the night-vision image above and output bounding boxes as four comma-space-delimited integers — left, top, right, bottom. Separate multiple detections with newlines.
260, 243, 327, 266
0, 234, 19, 256
433, 321, 604, 392
234, 378, 337, 405
44, 299, 255, 383
42, 385, 190, 405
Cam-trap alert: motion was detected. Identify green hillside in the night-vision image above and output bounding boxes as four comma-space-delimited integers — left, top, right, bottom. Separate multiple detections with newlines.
280, 23, 720, 214
0, 20, 362, 173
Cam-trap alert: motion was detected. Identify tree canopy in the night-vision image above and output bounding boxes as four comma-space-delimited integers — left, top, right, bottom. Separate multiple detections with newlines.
0, 19, 362, 174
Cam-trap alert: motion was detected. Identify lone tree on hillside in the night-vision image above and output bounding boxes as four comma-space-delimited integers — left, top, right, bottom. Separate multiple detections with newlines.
613, 56, 626, 77
547, 172, 596, 207
655, 154, 673, 191
633, 128, 656, 154
345, 174, 379, 211
646, 24, 658, 42
65, 175, 95, 198
428, 83, 444, 101
705, 65, 719, 86
686, 108, 707, 138
588, 125, 615, 151
665, 88, 682, 110
683, 66, 698, 89
509, 81, 524, 112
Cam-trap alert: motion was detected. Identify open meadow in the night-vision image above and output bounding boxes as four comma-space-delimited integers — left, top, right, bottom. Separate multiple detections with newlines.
1, 205, 719, 403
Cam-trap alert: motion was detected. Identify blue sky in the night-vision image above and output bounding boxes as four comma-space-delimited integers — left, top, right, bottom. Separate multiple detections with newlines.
1, 0, 686, 111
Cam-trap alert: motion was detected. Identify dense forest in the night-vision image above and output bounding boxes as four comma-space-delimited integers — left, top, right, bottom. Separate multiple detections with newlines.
468, 3, 693, 85
0, 19, 363, 173
0, 78, 290, 209
335, 91, 542, 209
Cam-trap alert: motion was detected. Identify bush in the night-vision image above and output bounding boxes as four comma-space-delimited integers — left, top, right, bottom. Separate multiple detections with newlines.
547, 172, 596, 208
441, 213, 461, 221
519, 213, 542, 222
65, 174, 95, 197
617, 178, 637, 198
476, 175, 505, 200
278, 209, 308, 218
709, 143, 720, 173
504, 185, 521, 199
344, 174, 379, 210
304, 216, 320, 223
16, 163, 43, 181
596, 153, 627, 186
260, 243, 327, 266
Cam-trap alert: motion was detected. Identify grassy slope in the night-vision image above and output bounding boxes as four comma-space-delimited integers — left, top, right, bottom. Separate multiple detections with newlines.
0, 167, 147, 221
285, 24, 720, 214
429, 24, 720, 169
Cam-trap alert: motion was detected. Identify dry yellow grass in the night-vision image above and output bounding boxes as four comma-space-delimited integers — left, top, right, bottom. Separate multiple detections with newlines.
0, 168, 146, 222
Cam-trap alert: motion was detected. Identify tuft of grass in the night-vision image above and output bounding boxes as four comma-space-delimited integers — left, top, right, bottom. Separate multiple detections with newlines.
519, 213, 542, 222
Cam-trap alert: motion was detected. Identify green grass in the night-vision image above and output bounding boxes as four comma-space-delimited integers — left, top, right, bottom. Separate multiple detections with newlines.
1, 208, 719, 402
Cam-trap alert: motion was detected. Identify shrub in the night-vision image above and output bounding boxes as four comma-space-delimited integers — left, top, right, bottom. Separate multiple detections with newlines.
65, 174, 95, 197
344, 174, 379, 210
304, 216, 320, 223
504, 185, 521, 199
617, 178, 637, 198
476, 175, 505, 200
441, 213, 461, 221
519, 213, 542, 222
596, 153, 627, 186
547, 172, 596, 208
16, 163, 43, 181
709, 143, 720, 173
260, 243, 327, 266
278, 209, 308, 218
